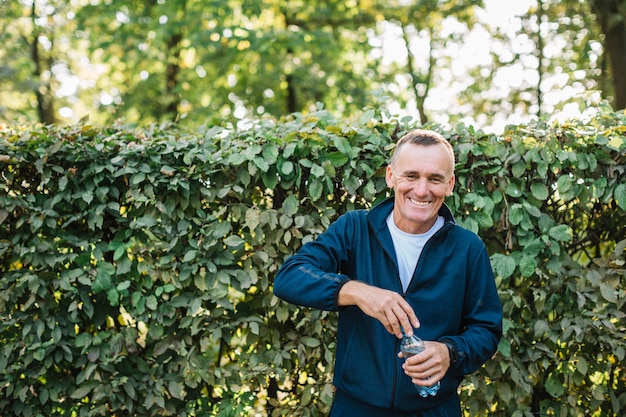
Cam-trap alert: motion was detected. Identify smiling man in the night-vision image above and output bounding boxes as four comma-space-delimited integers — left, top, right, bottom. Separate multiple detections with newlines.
273, 129, 502, 417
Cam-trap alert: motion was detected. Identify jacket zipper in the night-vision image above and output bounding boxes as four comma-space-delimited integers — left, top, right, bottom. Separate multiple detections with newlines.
390, 222, 453, 408
389, 336, 400, 409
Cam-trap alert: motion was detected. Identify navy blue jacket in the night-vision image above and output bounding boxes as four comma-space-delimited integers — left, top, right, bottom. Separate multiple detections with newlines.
273, 197, 502, 412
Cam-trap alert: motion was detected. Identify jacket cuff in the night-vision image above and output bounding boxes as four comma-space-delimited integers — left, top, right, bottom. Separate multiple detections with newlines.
439, 338, 460, 371
333, 277, 352, 310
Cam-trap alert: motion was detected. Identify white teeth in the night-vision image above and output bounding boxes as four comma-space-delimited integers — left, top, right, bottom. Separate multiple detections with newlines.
408, 198, 429, 206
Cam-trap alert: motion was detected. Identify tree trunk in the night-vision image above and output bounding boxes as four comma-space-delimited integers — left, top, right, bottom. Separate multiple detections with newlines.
401, 24, 431, 125
165, 31, 182, 120
31, 2, 56, 125
535, 0, 545, 118
590, 0, 626, 110
164, 0, 186, 121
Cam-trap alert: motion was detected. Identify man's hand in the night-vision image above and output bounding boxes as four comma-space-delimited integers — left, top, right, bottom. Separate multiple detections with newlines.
398, 341, 450, 385
337, 280, 420, 338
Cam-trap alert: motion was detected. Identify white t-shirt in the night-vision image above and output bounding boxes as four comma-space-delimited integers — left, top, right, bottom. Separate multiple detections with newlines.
386, 213, 445, 292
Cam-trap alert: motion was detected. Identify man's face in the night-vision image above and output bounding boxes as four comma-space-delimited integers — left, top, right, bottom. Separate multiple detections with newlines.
385, 142, 455, 234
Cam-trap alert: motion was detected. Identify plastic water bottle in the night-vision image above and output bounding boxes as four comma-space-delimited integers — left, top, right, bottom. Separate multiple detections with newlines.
400, 330, 440, 397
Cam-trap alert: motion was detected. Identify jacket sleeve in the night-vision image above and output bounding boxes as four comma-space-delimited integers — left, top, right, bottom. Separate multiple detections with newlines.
273, 212, 356, 311
440, 241, 503, 376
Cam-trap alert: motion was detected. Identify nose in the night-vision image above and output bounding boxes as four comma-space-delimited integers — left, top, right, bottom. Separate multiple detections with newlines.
412, 179, 430, 196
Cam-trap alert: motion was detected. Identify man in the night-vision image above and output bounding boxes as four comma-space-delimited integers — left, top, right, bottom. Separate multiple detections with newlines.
273, 129, 502, 416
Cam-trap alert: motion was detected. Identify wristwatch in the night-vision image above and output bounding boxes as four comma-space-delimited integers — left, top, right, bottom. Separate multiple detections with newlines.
442, 340, 458, 367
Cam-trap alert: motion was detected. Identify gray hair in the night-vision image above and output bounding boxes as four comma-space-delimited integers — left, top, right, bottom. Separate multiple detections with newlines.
390, 129, 455, 168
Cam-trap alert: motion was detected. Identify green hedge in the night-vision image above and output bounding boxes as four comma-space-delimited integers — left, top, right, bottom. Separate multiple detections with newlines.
1, 104, 625, 416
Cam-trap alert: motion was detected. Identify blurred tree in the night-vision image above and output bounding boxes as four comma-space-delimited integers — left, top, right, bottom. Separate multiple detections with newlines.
1, 0, 624, 128
207, 0, 381, 121
381, 0, 483, 124
0, 0, 65, 124
589, 0, 626, 109
69, 0, 386, 126
456, 0, 625, 127
29, 1, 56, 124
73, 0, 196, 124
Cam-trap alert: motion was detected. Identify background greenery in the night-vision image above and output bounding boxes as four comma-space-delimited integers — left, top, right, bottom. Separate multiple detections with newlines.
1, 102, 625, 416
1, 0, 625, 130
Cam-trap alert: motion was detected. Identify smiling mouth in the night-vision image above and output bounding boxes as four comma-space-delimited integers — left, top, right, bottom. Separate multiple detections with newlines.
408, 197, 431, 207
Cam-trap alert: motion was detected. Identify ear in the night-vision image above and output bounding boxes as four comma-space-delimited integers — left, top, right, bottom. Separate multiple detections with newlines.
385, 165, 394, 189
447, 175, 455, 196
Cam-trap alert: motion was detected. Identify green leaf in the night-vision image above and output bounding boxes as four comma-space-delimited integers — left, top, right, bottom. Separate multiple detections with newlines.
82, 192, 94, 204
308, 180, 323, 201
505, 183, 522, 198
280, 160, 294, 176
113, 244, 127, 261
228, 152, 246, 165
253, 156, 269, 172
545, 372, 565, 398
548, 225, 572, 242
183, 250, 198, 262
146, 295, 158, 311
600, 283, 617, 303
131, 173, 145, 185
276, 304, 290, 323
519, 256, 537, 277
576, 357, 589, 376
556, 175, 572, 193
123, 381, 136, 399
30, 213, 44, 232
332, 136, 353, 155
70, 385, 94, 399
133, 215, 157, 228
33, 348, 45, 361
523, 202, 542, 218
491, 254, 516, 279
93, 262, 115, 293
310, 163, 325, 177
168, 381, 185, 400
512, 160, 526, 177
282, 194, 299, 216
522, 239, 544, 257
359, 109, 376, 124
326, 151, 349, 166
497, 337, 511, 358
530, 182, 549, 200
508, 203, 524, 225
614, 183, 626, 210
473, 210, 493, 228
245, 208, 260, 230
301, 336, 320, 347
224, 235, 244, 246
107, 288, 119, 305
262, 143, 279, 160
117, 280, 131, 291
262, 171, 277, 189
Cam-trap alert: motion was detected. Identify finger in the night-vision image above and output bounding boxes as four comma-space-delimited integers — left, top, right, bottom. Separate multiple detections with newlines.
394, 302, 420, 337
385, 308, 405, 338
397, 297, 420, 329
